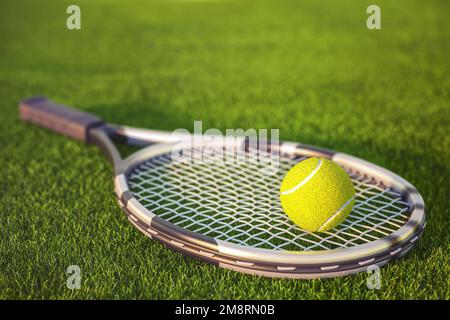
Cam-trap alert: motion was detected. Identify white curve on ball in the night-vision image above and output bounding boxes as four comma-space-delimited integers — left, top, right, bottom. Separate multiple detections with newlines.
281, 159, 323, 195
317, 195, 355, 232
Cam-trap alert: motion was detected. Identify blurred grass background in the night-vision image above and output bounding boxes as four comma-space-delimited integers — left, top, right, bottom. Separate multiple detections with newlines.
0, 0, 448, 299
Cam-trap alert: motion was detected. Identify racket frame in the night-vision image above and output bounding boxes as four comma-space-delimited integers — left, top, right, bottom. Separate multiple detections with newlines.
20, 97, 426, 278
112, 136, 425, 278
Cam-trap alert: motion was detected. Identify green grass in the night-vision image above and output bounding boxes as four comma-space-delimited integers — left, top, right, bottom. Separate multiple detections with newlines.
0, 0, 448, 299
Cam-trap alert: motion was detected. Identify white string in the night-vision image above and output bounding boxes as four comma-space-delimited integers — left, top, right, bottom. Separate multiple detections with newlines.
128, 148, 410, 251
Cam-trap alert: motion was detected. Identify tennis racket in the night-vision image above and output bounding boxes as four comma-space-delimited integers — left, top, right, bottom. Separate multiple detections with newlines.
19, 96, 426, 279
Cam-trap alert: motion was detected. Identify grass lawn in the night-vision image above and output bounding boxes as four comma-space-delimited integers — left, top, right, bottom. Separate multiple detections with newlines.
0, 0, 448, 299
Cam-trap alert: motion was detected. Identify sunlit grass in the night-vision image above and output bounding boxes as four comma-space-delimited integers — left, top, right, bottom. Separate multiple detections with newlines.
0, 0, 448, 299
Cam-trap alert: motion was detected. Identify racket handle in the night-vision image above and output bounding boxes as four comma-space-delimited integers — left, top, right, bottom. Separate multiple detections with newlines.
20, 96, 104, 142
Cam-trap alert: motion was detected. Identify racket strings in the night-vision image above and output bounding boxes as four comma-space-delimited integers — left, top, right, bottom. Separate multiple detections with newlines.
128, 149, 410, 251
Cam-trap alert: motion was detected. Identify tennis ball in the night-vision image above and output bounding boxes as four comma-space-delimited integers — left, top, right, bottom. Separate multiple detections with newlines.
280, 157, 355, 232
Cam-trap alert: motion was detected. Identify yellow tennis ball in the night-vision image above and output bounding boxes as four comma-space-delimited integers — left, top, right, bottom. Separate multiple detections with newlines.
280, 157, 355, 232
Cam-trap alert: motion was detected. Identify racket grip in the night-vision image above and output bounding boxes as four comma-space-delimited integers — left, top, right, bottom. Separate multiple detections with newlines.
20, 96, 104, 142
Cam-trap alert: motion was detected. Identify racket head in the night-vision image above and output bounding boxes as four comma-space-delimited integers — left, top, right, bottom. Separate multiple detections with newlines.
113, 135, 425, 278
19, 97, 425, 278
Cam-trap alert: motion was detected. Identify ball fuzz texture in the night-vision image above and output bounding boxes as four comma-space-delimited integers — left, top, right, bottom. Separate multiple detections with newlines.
280, 157, 355, 232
